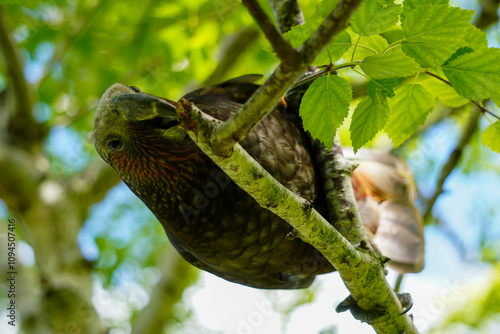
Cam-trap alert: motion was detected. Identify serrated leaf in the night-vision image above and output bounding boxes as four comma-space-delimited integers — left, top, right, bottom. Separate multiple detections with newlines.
442, 47, 500, 101
443, 47, 474, 66
401, 5, 474, 67
368, 77, 405, 99
491, 94, 500, 109
350, 0, 401, 36
463, 24, 488, 50
314, 30, 351, 64
482, 122, 500, 153
400, 0, 449, 24
360, 49, 422, 79
300, 75, 352, 148
386, 83, 436, 146
283, 20, 320, 48
350, 95, 390, 152
419, 75, 469, 108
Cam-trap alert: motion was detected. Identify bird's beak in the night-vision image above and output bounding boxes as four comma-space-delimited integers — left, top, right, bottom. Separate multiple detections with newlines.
112, 93, 178, 121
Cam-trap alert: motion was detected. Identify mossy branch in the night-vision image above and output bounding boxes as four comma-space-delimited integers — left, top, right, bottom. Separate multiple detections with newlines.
177, 99, 419, 333
174, 0, 421, 332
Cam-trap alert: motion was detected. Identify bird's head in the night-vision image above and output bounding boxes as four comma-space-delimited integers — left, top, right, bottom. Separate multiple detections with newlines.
92, 83, 191, 181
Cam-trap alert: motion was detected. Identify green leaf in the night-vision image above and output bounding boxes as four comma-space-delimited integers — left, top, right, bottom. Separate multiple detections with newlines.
283, 0, 341, 49
386, 83, 436, 146
314, 30, 352, 64
482, 122, 500, 153
283, 20, 320, 48
300, 75, 352, 148
345, 29, 389, 60
443, 47, 474, 66
463, 24, 488, 50
350, 0, 401, 36
381, 28, 405, 45
419, 75, 469, 108
315, 0, 341, 18
400, 0, 449, 24
368, 77, 405, 99
401, 5, 474, 67
442, 47, 500, 101
360, 48, 422, 79
350, 96, 390, 152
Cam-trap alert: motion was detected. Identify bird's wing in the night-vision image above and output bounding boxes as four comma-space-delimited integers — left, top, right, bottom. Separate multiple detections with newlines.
348, 149, 425, 273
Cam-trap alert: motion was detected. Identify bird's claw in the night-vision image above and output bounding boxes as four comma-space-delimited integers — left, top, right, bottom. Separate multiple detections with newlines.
286, 229, 298, 240
335, 292, 413, 323
397, 292, 413, 315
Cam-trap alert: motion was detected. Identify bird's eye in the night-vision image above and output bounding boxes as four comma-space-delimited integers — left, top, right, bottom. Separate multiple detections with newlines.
129, 86, 140, 92
107, 140, 123, 151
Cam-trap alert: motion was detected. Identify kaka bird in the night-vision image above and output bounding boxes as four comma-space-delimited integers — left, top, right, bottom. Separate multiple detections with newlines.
92, 75, 424, 289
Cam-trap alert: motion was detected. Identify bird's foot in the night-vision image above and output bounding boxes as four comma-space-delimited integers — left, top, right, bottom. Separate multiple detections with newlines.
286, 228, 299, 240
335, 293, 413, 323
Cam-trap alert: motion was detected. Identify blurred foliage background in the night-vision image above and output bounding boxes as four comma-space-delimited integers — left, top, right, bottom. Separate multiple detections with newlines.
1, 0, 500, 333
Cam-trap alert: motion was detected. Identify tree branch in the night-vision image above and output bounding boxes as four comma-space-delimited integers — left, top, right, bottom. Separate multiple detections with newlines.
210, 0, 363, 156
177, 100, 418, 333
242, 0, 298, 62
424, 70, 499, 120
267, 1, 367, 246
0, 7, 44, 151
312, 137, 368, 246
423, 106, 482, 222
269, 0, 305, 33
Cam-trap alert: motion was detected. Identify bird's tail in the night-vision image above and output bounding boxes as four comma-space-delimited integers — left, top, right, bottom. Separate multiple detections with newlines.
345, 149, 425, 274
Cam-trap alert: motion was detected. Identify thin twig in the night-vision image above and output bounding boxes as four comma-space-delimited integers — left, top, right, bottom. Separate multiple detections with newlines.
394, 274, 404, 293
424, 70, 500, 120
242, 0, 299, 62
423, 106, 482, 222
